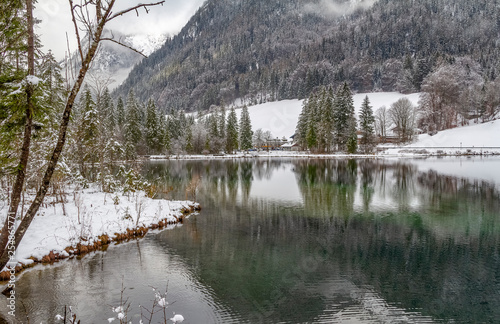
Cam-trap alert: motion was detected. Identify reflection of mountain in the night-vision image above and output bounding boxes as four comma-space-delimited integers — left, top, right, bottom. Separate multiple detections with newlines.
144, 159, 500, 323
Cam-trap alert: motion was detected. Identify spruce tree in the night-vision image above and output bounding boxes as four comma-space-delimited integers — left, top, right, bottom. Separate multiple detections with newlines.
306, 91, 319, 152
116, 97, 126, 131
145, 99, 160, 154
101, 87, 115, 132
295, 94, 312, 149
318, 86, 335, 152
217, 105, 226, 141
359, 96, 376, 153
226, 107, 239, 153
157, 113, 169, 153
334, 82, 357, 152
239, 105, 253, 151
124, 90, 142, 158
185, 125, 194, 153
75, 84, 99, 176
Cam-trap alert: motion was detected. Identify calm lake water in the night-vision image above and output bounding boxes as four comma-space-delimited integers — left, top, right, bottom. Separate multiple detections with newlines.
4, 157, 500, 323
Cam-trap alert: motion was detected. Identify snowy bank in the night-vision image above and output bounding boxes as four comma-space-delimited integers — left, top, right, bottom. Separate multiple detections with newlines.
0, 186, 200, 277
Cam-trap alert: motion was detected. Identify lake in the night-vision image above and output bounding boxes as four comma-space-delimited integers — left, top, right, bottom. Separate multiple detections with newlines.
4, 157, 500, 323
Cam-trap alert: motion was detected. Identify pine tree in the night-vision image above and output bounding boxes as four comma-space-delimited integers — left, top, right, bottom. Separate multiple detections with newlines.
306, 91, 319, 151
226, 107, 239, 153
359, 96, 376, 153
145, 99, 160, 154
101, 87, 115, 132
217, 105, 226, 141
318, 86, 335, 152
334, 82, 357, 153
295, 93, 313, 149
124, 90, 142, 158
74, 84, 99, 177
116, 97, 126, 131
185, 125, 194, 153
207, 113, 220, 153
239, 105, 253, 151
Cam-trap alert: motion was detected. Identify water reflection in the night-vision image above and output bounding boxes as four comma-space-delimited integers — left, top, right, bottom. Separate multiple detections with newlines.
6, 158, 500, 323
144, 158, 500, 323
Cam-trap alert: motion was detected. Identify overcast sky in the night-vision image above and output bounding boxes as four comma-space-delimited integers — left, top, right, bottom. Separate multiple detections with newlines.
35, 0, 206, 60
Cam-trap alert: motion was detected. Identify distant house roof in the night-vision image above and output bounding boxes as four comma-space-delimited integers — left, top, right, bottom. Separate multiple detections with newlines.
281, 142, 299, 148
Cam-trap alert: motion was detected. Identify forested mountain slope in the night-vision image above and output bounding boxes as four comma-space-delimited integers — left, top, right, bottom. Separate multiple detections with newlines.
114, 0, 500, 112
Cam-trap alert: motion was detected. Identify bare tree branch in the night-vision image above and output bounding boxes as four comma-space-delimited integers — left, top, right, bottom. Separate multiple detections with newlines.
101, 37, 147, 57
69, 0, 84, 62
107, 1, 164, 21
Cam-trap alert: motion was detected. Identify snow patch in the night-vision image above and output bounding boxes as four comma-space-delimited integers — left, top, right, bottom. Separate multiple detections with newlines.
227, 92, 420, 139
1, 186, 198, 272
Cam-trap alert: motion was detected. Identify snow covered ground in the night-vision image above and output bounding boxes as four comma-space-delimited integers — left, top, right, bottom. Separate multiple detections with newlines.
0, 187, 198, 273
381, 119, 500, 156
229, 92, 421, 139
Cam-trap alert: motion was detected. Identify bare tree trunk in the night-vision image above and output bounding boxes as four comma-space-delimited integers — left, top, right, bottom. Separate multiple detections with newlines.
0, 0, 35, 267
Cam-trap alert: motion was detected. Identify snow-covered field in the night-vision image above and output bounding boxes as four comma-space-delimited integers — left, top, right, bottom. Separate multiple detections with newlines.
381, 119, 500, 156
0, 187, 198, 273
230, 92, 421, 139
409, 120, 500, 148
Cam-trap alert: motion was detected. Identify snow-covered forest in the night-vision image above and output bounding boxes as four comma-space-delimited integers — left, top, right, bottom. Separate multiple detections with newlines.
116, 0, 500, 114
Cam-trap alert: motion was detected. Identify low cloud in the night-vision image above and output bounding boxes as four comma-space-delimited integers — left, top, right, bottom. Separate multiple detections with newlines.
35, 0, 205, 60
303, 0, 378, 18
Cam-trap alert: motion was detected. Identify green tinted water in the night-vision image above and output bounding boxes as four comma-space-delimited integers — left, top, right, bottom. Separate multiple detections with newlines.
7, 158, 500, 323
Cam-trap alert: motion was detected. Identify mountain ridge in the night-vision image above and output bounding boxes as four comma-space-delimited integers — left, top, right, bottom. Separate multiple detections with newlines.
114, 0, 500, 112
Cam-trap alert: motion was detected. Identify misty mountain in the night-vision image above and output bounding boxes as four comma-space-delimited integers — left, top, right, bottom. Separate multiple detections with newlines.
114, 0, 500, 112
66, 31, 167, 89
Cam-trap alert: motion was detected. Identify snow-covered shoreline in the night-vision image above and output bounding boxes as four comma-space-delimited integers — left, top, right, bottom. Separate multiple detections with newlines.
149, 147, 500, 161
0, 186, 200, 277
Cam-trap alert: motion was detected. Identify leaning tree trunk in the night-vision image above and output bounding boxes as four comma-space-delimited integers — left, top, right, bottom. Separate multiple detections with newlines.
0, 0, 35, 267
0, 0, 164, 272
0, 1, 112, 271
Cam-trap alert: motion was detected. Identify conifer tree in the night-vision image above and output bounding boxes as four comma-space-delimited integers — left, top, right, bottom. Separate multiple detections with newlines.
124, 90, 142, 158
294, 96, 311, 148
226, 107, 239, 153
217, 105, 226, 141
75, 84, 99, 176
306, 90, 320, 151
158, 113, 170, 153
207, 113, 219, 153
185, 125, 194, 153
239, 105, 253, 151
334, 82, 357, 152
101, 87, 115, 132
116, 97, 126, 131
318, 86, 335, 152
145, 99, 160, 154
359, 96, 376, 153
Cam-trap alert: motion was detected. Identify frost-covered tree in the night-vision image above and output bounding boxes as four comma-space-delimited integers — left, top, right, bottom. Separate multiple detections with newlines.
334, 82, 357, 152
318, 86, 335, 152
74, 84, 99, 177
0, 0, 165, 271
359, 96, 375, 153
116, 97, 125, 131
419, 58, 483, 133
226, 107, 239, 153
239, 105, 253, 151
374, 106, 390, 142
145, 99, 161, 154
124, 90, 143, 158
295, 97, 310, 150
390, 98, 417, 143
